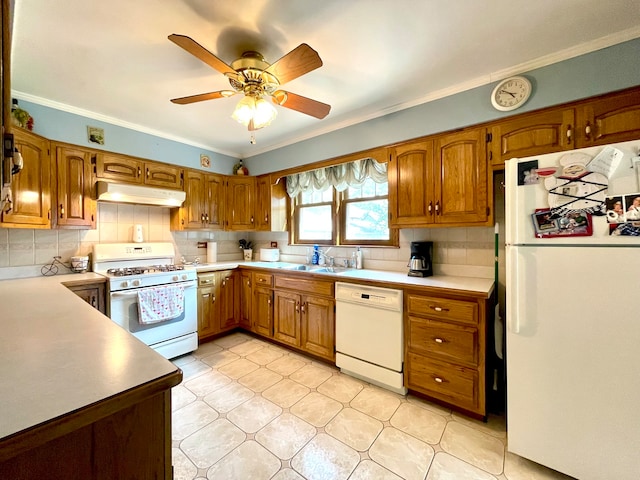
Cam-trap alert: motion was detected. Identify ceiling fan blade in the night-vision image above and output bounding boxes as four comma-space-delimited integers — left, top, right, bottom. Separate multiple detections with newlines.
170, 91, 236, 105
265, 44, 323, 84
168, 34, 236, 76
272, 90, 331, 119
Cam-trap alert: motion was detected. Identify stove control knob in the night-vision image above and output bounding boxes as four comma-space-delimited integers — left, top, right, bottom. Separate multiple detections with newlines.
121, 281, 129, 288
181, 274, 188, 281
132, 280, 141, 287
172, 275, 179, 282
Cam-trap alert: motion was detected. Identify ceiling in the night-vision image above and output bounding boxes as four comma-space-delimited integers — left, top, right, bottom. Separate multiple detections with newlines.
11, 0, 640, 159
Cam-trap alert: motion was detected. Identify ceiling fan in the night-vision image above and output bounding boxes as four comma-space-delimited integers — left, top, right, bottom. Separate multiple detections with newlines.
168, 34, 331, 131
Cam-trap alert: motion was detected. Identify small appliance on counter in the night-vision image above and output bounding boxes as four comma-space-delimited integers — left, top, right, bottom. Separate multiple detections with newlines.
260, 248, 280, 262
408, 241, 433, 277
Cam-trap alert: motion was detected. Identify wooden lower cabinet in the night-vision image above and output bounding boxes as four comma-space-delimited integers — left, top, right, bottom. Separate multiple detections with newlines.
65, 280, 106, 314
239, 270, 253, 330
0, 379, 179, 480
253, 286, 273, 337
300, 295, 335, 360
197, 273, 217, 341
404, 290, 489, 418
273, 290, 302, 347
218, 270, 238, 332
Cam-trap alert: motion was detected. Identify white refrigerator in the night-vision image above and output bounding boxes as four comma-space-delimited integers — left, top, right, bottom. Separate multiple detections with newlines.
505, 139, 640, 480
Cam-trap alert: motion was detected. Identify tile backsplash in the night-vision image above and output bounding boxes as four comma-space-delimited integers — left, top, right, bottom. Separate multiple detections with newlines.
0, 203, 244, 279
0, 204, 495, 280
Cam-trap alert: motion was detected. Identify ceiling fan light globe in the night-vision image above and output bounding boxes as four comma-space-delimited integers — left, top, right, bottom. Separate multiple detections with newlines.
252, 97, 277, 129
231, 96, 256, 126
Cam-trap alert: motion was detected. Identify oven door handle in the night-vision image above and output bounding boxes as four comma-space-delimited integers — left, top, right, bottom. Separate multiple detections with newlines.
111, 280, 197, 297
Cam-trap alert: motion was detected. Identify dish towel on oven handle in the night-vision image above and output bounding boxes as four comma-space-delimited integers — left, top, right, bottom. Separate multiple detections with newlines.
137, 285, 185, 325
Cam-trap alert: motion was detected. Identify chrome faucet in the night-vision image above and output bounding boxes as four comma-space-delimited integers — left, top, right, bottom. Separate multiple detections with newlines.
317, 248, 334, 270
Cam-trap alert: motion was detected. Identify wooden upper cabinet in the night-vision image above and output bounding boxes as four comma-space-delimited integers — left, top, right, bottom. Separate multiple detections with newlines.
489, 108, 575, 168
54, 145, 96, 228
388, 140, 435, 227
576, 88, 640, 147
389, 129, 489, 228
204, 173, 225, 229
255, 175, 271, 231
2, 128, 51, 227
435, 128, 488, 225
226, 176, 255, 231
96, 153, 143, 184
144, 162, 182, 189
96, 153, 182, 189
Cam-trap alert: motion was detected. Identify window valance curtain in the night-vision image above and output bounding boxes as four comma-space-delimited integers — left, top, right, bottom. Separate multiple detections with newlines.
285, 158, 387, 198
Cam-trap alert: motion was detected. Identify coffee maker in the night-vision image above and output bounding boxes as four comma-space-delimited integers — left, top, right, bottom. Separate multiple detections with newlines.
408, 241, 433, 277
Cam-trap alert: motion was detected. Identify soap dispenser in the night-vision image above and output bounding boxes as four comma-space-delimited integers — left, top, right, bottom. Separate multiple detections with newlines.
355, 247, 363, 269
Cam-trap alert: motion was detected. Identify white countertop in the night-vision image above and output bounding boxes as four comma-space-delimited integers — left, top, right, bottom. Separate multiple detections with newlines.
194, 261, 494, 297
0, 273, 180, 441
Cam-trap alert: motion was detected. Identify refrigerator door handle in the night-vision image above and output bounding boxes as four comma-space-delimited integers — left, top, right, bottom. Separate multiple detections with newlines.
506, 245, 521, 334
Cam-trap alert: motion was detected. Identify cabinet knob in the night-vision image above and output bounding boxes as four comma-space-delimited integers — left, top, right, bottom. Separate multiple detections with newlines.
434, 338, 444, 344
91, 296, 97, 308
295, 301, 300, 313
268, 298, 271, 305
265, 213, 269, 223
250, 216, 254, 223
59, 204, 64, 218
146, 168, 150, 178
428, 201, 433, 214
435, 201, 440, 215
137, 166, 142, 177
566, 125, 572, 144
301, 302, 306, 313
434, 377, 444, 383
212, 295, 216, 303
259, 278, 265, 282
585, 122, 592, 139
247, 280, 250, 286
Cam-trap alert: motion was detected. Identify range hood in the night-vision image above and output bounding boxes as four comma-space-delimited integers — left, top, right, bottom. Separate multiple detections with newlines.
96, 181, 185, 207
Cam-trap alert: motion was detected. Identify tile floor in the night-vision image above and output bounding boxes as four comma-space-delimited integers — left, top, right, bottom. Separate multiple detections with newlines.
171, 332, 574, 480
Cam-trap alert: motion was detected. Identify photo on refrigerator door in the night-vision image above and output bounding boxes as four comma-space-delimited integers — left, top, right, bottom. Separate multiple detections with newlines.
605, 196, 626, 224
517, 160, 540, 185
532, 208, 592, 238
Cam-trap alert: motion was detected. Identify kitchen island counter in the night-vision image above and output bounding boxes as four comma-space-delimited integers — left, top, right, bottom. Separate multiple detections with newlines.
0, 273, 181, 477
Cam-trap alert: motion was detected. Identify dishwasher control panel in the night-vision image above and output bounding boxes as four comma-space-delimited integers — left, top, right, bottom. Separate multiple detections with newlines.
335, 282, 403, 311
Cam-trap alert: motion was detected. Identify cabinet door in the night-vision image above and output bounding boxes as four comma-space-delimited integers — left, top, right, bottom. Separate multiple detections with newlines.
182, 170, 206, 229
388, 140, 435, 226
577, 88, 640, 147
273, 290, 301, 347
218, 271, 238, 331
255, 175, 271, 231
95, 153, 143, 184
144, 162, 182, 189
67, 284, 106, 314
197, 284, 218, 340
253, 286, 273, 337
239, 270, 252, 330
489, 109, 575, 169
434, 128, 489, 225
2, 129, 51, 226
204, 173, 225, 229
226, 176, 256, 231
55, 146, 95, 228
301, 294, 335, 360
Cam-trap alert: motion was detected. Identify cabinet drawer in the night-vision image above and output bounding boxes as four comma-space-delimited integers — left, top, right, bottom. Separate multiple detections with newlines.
274, 276, 334, 297
406, 294, 477, 326
253, 272, 273, 287
409, 317, 478, 366
198, 273, 215, 287
406, 353, 478, 411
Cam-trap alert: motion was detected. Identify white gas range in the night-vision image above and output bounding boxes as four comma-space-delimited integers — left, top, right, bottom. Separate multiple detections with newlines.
93, 242, 198, 359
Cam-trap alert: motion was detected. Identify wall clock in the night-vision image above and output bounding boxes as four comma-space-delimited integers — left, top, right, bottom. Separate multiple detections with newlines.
491, 76, 532, 111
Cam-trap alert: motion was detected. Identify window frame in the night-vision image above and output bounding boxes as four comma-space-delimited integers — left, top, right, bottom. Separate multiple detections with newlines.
291, 183, 398, 248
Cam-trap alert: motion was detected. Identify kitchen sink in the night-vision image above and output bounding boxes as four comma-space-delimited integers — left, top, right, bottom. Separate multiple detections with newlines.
279, 264, 348, 274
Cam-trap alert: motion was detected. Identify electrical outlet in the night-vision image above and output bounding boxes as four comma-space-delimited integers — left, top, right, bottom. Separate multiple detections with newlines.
270, 241, 278, 248
197, 242, 207, 248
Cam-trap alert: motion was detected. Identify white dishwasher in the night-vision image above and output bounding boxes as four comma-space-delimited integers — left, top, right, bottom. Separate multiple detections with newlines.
335, 282, 406, 395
